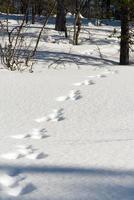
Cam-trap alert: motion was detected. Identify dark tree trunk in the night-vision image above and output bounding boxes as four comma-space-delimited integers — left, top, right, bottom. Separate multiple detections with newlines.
73, 0, 82, 45
73, 12, 81, 45
120, 4, 129, 65
106, 0, 111, 18
55, 0, 67, 37
20, 0, 29, 23
32, 3, 36, 24
25, 10, 29, 24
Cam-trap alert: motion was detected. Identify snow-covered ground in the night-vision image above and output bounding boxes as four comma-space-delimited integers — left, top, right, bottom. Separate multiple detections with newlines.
0, 14, 134, 199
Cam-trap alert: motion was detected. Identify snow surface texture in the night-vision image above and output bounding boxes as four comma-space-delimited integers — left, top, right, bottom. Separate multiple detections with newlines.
0, 13, 134, 200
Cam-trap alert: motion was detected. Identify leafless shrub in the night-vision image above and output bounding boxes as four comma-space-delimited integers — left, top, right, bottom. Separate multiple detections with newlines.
0, 1, 56, 72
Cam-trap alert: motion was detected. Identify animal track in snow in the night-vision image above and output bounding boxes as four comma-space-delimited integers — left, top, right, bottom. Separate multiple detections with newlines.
68, 90, 82, 101
74, 70, 118, 87
0, 152, 24, 160
16, 145, 36, 156
35, 108, 64, 123
1, 145, 47, 160
30, 128, 49, 139
17, 145, 47, 160
87, 70, 118, 79
83, 80, 95, 85
11, 134, 31, 139
11, 128, 48, 140
26, 152, 47, 160
97, 70, 118, 77
87, 73, 107, 79
97, 74, 107, 78
5, 184, 35, 197
56, 90, 82, 102
109, 70, 118, 74
0, 172, 36, 197
73, 80, 95, 87
73, 69, 119, 88
0, 173, 26, 188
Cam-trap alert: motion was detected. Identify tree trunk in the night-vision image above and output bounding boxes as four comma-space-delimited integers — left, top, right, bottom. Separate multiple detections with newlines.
55, 0, 67, 37
120, 4, 129, 65
73, 0, 82, 45
32, 3, 36, 24
73, 12, 81, 45
106, 0, 111, 18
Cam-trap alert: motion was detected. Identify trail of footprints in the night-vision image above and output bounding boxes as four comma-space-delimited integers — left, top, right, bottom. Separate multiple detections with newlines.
0, 128, 48, 197
73, 70, 118, 87
0, 68, 118, 197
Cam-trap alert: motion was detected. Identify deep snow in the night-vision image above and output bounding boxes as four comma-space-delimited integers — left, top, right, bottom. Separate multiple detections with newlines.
0, 14, 134, 200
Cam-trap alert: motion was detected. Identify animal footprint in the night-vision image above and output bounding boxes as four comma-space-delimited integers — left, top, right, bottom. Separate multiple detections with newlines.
87, 74, 106, 79
73, 80, 95, 87
0, 146, 34, 160
19, 183, 36, 195
110, 70, 118, 74
30, 128, 48, 139
16, 145, 36, 156
68, 90, 81, 101
48, 108, 64, 122
0, 152, 24, 160
98, 74, 107, 78
103, 69, 118, 74
0, 172, 35, 197
35, 108, 64, 123
16, 145, 47, 160
6, 185, 24, 197
56, 90, 81, 102
5, 182, 36, 197
0, 144, 46, 160
26, 152, 47, 160
11, 128, 48, 140
83, 80, 95, 85
0, 173, 26, 188
11, 134, 31, 139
